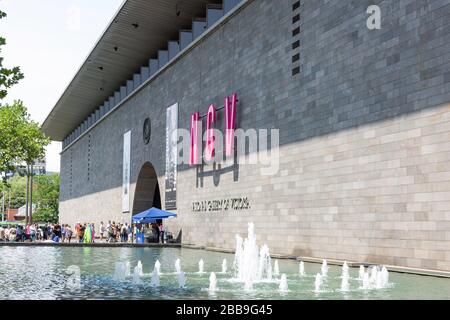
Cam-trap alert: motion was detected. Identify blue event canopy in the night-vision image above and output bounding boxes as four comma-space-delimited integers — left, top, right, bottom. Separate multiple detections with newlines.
132, 207, 177, 224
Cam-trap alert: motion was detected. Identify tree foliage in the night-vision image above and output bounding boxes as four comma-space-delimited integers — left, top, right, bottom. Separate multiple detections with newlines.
0, 175, 26, 209
0, 100, 50, 184
0, 9, 24, 100
32, 174, 59, 223
0, 173, 59, 222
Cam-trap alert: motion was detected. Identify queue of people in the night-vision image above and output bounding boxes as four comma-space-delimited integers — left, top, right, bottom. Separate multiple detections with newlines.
0, 223, 67, 242
0, 220, 170, 244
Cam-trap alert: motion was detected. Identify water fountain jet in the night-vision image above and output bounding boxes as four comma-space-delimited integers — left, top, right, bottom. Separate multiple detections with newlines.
136, 261, 144, 277
125, 261, 131, 277
132, 266, 143, 285
113, 262, 127, 282
209, 272, 217, 292
279, 274, 288, 292
358, 265, 365, 279
299, 261, 305, 276
198, 259, 204, 273
178, 271, 186, 288
341, 274, 350, 292
273, 260, 280, 276
222, 259, 227, 274
314, 273, 322, 293
321, 259, 328, 277
342, 261, 349, 279
151, 268, 160, 287
154, 260, 161, 275
175, 258, 181, 274
234, 223, 273, 287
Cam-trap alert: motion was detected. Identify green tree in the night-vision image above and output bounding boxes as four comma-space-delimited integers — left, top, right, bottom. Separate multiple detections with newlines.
0, 175, 26, 209
0, 100, 50, 184
0, 9, 24, 100
32, 173, 59, 223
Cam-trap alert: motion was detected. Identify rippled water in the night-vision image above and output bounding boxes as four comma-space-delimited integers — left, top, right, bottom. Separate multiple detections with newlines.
0, 246, 449, 300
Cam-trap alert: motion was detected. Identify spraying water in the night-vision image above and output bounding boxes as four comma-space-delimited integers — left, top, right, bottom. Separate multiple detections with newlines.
299, 261, 305, 276
178, 271, 186, 288
136, 261, 144, 276
340, 261, 350, 291
341, 273, 350, 292
125, 261, 131, 277
132, 266, 143, 285
151, 268, 160, 287
198, 259, 204, 273
273, 260, 280, 276
342, 261, 349, 279
154, 260, 161, 275
314, 273, 322, 293
222, 259, 227, 274
113, 262, 127, 282
279, 274, 288, 292
175, 258, 181, 274
321, 259, 328, 277
381, 266, 389, 287
369, 266, 378, 287
375, 266, 389, 289
209, 272, 217, 292
358, 265, 365, 279
362, 272, 370, 289
234, 223, 273, 287
257, 244, 272, 281
233, 235, 244, 277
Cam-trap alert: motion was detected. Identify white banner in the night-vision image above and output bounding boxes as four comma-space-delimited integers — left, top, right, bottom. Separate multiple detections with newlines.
122, 130, 131, 213
165, 103, 178, 210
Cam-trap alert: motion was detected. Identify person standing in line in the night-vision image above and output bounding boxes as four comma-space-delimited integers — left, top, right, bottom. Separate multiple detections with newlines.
61, 224, 66, 243
0, 226, 5, 242
25, 224, 31, 242
4, 226, 10, 242
127, 223, 132, 243
120, 223, 126, 242
78, 224, 85, 243
123, 222, 129, 243
66, 225, 73, 243
99, 221, 105, 241
91, 223, 95, 243
159, 223, 165, 244
30, 224, 37, 242
16, 225, 23, 242
107, 223, 114, 243
75, 223, 81, 242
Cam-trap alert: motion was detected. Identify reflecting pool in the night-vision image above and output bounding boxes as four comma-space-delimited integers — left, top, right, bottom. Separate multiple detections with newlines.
0, 246, 449, 300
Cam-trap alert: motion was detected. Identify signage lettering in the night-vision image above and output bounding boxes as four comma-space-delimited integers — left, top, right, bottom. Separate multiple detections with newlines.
224, 93, 237, 156
189, 112, 200, 166
192, 197, 251, 213
189, 93, 237, 166
205, 104, 216, 162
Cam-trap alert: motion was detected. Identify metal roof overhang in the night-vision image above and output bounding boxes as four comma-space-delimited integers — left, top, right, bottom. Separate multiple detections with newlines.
41, 0, 219, 141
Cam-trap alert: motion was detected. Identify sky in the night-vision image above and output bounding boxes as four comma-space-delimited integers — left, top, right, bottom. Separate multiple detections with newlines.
1, 0, 123, 172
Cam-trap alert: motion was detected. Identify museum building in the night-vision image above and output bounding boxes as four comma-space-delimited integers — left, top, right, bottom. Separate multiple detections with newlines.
42, 0, 450, 271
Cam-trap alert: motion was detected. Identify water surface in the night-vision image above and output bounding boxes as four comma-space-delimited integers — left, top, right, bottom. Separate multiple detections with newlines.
0, 246, 449, 300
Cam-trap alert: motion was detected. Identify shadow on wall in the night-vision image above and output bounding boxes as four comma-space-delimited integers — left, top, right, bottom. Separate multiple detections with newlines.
175, 229, 182, 243
132, 162, 162, 214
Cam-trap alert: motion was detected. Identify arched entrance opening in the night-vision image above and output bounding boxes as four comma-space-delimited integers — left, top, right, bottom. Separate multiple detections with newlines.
132, 162, 161, 214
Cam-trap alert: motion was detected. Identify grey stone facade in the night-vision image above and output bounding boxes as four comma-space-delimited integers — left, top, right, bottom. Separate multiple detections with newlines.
60, 0, 450, 271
